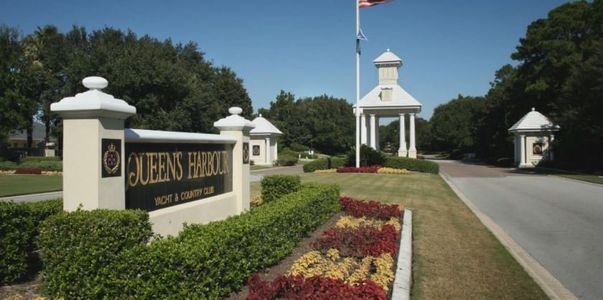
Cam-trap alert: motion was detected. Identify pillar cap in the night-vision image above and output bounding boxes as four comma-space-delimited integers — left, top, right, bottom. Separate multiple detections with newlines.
51, 76, 136, 120
214, 106, 255, 131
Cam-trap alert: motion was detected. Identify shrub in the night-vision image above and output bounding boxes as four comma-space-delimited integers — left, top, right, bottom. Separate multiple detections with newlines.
22, 157, 61, 162
247, 274, 387, 300
261, 175, 302, 203
384, 157, 439, 174
37, 209, 153, 299
0, 160, 62, 171
0, 200, 62, 284
275, 154, 298, 166
38, 184, 340, 299
313, 225, 399, 258
346, 145, 385, 167
303, 157, 346, 173
14, 168, 42, 174
339, 197, 402, 220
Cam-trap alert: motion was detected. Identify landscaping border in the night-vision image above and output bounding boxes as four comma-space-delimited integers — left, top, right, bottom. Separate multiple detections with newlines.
391, 209, 412, 300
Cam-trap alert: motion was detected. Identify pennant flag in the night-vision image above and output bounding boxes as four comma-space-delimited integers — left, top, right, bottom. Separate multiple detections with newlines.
357, 28, 368, 41
359, 0, 391, 8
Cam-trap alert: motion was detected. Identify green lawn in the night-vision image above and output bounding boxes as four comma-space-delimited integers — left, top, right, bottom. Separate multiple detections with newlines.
295, 172, 547, 299
250, 165, 273, 171
558, 174, 603, 185
0, 175, 62, 197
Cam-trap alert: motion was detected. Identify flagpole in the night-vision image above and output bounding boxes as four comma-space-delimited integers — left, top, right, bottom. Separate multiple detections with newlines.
355, 0, 361, 168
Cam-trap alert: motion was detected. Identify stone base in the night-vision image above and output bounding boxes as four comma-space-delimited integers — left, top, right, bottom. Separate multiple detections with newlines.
398, 149, 408, 157
408, 149, 417, 159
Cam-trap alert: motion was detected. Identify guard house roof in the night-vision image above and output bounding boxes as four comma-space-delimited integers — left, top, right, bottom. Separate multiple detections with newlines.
250, 115, 282, 135
508, 108, 560, 132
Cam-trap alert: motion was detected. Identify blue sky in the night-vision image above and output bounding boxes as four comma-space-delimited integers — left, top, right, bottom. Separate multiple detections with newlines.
1, 0, 568, 119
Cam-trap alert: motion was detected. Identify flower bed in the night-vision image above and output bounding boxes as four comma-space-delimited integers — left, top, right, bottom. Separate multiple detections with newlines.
247, 197, 403, 298
322, 166, 410, 175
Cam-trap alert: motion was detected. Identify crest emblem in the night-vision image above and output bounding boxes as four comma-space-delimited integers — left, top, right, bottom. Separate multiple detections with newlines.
102, 141, 121, 176
243, 142, 250, 164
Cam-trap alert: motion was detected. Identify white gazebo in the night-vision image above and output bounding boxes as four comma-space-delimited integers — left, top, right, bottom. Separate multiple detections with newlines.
508, 107, 560, 168
355, 49, 422, 158
249, 115, 282, 166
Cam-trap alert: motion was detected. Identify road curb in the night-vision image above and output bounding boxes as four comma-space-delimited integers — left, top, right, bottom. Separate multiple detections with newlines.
439, 173, 577, 300
392, 209, 412, 300
0, 191, 63, 203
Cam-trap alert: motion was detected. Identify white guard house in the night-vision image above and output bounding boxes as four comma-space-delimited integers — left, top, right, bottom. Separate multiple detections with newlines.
508, 108, 560, 168
355, 49, 422, 158
249, 115, 282, 165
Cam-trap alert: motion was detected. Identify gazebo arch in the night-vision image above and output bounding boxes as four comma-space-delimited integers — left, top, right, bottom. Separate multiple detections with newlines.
354, 49, 422, 158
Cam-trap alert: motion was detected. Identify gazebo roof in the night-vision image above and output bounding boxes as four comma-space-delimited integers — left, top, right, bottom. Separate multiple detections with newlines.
508, 108, 559, 132
358, 85, 422, 109
250, 115, 282, 135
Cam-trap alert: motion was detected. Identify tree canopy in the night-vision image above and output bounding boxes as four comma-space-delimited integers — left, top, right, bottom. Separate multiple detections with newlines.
0, 25, 253, 149
476, 0, 603, 169
259, 91, 354, 155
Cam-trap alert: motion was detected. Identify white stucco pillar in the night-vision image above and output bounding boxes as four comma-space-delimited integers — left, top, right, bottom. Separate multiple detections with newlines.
274, 139, 278, 161
370, 114, 376, 149
519, 134, 527, 167
361, 114, 367, 145
215, 107, 255, 213
408, 113, 417, 158
265, 137, 271, 165
51, 76, 136, 212
398, 113, 407, 157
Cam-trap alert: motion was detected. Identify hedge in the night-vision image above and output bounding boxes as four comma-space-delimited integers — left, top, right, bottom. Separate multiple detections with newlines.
303, 157, 346, 173
37, 184, 340, 299
0, 160, 62, 171
0, 200, 62, 284
261, 175, 301, 203
37, 209, 153, 299
275, 154, 298, 166
384, 157, 439, 174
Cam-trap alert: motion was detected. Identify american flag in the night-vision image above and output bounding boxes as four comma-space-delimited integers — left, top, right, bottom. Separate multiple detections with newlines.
359, 0, 391, 8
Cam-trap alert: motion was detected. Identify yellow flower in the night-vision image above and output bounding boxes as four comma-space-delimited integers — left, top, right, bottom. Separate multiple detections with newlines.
377, 167, 409, 174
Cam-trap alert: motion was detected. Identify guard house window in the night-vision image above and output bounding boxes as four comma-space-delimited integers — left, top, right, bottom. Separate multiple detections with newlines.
533, 143, 543, 155
253, 145, 260, 156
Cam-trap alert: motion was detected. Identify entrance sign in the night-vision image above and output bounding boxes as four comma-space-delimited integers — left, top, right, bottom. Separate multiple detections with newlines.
52, 76, 255, 236
125, 143, 233, 211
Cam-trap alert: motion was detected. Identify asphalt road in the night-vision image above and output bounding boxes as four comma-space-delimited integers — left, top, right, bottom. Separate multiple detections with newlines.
438, 160, 603, 300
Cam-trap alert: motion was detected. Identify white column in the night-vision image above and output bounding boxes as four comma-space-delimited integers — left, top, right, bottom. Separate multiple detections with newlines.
215, 107, 255, 213
370, 114, 376, 149
375, 117, 380, 151
274, 139, 278, 161
408, 113, 417, 158
361, 114, 367, 145
549, 134, 554, 161
398, 113, 407, 157
265, 137, 271, 165
519, 134, 526, 167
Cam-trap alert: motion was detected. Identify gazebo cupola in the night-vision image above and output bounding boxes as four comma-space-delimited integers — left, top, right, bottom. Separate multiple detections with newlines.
375, 48, 402, 86
355, 49, 422, 158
